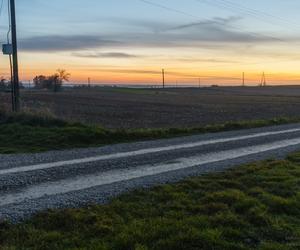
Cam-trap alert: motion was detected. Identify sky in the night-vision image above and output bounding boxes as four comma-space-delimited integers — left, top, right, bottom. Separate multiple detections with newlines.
1, 0, 300, 86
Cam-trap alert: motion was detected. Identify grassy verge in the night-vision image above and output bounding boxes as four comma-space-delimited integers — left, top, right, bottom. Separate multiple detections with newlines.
1, 110, 300, 154
1, 152, 300, 249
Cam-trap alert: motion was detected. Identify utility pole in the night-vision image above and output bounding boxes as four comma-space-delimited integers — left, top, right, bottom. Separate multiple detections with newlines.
88, 77, 91, 88
260, 72, 266, 87
10, 0, 20, 112
198, 77, 201, 88
242, 72, 245, 87
162, 69, 165, 89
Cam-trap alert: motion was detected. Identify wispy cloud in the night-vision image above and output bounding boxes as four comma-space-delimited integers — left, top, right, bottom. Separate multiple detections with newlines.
167, 16, 241, 31
90, 68, 241, 80
18, 17, 285, 53
176, 57, 240, 64
19, 35, 120, 52
72, 52, 140, 58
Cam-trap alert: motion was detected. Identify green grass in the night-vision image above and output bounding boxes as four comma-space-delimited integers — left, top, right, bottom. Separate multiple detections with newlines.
1, 153, 300, 249
1, 110, 300, 154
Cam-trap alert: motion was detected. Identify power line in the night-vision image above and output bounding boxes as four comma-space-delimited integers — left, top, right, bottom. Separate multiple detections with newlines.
0, 0, 4, 17
137, 0, 285, 43
138, 0, 199, 19
217, 0, 300, 28
197, 0, 300, 30
7, 0, 11, 43
0, 0, 5, 46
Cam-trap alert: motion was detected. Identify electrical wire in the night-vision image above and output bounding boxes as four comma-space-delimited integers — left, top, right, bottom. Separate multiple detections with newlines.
0, 0, 4, 17
218, 0, 299, 27
196, 0, 300, 30
0, 0, 11, 96
137, 0, 284, 43
7, 0, 11, 43
138, 0, 199, 19
136, 0, 295, 84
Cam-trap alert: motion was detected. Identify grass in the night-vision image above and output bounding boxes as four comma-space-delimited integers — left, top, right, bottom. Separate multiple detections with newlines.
1, 110, 300, 154
1, 152, 300, 249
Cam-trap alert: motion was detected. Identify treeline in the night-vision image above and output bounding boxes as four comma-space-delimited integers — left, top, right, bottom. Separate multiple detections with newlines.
0, 77, 10, 91
33, 69, 70, 92
0, 77, 24, 92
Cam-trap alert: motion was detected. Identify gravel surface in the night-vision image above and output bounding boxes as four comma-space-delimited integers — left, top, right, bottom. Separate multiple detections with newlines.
1, 123, 300, 222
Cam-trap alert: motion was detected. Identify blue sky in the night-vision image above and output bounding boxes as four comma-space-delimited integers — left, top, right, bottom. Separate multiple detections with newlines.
13, 0, 299, 36
1, 0, 300, 85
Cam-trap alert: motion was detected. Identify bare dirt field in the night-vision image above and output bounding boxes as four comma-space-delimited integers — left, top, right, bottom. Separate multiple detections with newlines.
1, 86, 300, 129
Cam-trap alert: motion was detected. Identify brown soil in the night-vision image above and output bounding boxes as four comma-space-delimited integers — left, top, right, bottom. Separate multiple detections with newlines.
1, 86, 300, 129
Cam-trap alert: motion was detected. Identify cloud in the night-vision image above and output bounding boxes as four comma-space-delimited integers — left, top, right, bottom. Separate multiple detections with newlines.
94, 69, 162, 75
90, 68, 241, 80
18, 17, 284, 53
162, 17, 275, 44
19, 35, 121, 52
72, 52, 139, 58
176, 58, 240, 64
95, 67, 234, 80
168, 16, 241, 31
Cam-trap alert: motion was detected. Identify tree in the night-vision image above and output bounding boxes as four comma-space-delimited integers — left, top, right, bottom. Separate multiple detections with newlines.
0, 77, 8, 91
0, 76, 6, 83
33, 75, 47, 89
57, 69, 70, 82
33, 69, 71, 92
53, 69, 70, 92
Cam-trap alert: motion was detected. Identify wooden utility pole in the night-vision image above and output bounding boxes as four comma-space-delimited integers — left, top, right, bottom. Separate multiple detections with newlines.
88, 77, 91, 88
242, 72, 245, 87
162, 69, 165, 89
260, 72, 266, 87
10, 0, 20, 112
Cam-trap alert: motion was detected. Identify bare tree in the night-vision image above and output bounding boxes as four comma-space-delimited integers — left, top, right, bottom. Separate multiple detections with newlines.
33, 70, 71, 92
54, 69, 71, 92
57, 69, 70, 82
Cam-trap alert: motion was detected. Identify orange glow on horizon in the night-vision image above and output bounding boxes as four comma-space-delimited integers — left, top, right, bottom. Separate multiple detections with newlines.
2, 46, 300, 86
17, 66, 300, 86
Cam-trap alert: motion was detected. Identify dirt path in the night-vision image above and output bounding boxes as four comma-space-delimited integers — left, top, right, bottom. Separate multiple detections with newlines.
1, 123, 300, 222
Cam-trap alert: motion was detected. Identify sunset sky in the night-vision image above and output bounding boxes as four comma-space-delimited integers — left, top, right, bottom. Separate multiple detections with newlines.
1, 0, 300, 85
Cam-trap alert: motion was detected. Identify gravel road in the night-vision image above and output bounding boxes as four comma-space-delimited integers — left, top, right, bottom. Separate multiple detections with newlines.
1, 123, 300, 222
